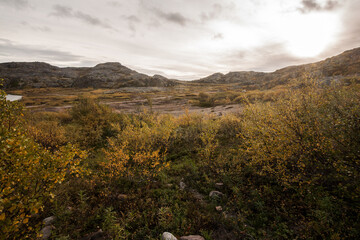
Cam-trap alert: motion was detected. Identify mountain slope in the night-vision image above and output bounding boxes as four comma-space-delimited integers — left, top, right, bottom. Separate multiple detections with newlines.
1, 47, 359, 89
196, 47, 360, 87
0, 62, 178, 89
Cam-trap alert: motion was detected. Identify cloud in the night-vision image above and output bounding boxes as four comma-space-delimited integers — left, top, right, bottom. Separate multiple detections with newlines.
212, 33, 223, 40
107, 1, 121, 7
154, 9, 188, 26
50, 4, 112, 29
74, 11, 109, 27
219, 43, 311, 72
0, 38, 94, 65
51, 4, 72, 17
201, 3, 222, 22
298, 0, 340, 13
319, 0, 360, 57
0, 0, 29, 9
122, 15, 141, 32
21, 21, 52, 32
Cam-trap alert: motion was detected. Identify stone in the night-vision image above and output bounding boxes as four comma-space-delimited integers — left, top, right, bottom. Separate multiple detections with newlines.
43, 216, 56, 226
209, 190, 224, 199
180, 181, 186, 190
117, 194, 128, 200
162, 232, 178, 240
216, 206, 223, 211
215, 182, 224, 189
41, 226, 53, 240
179, 235, 205, 240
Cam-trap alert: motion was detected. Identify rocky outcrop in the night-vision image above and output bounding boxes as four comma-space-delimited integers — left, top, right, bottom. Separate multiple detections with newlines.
0, 62, 178, 89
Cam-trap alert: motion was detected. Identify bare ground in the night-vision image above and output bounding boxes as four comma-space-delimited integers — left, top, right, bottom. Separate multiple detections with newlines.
106, 96, 243, 116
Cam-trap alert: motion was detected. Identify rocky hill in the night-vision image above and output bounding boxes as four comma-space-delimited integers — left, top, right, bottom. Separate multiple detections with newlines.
1, 47, 359, 89
0, 62, 178, 89
196, 47, 360, 87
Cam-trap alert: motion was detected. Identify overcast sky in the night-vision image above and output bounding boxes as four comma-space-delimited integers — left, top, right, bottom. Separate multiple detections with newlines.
0, 0, 359, 80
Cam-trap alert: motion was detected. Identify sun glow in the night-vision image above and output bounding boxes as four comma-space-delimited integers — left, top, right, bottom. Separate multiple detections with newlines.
283, 13, 340, 57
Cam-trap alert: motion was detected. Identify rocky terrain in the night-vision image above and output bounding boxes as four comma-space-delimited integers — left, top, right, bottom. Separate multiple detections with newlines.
0, 62, 179, 89
196, 47, 360, 87
1, 47, 359, 89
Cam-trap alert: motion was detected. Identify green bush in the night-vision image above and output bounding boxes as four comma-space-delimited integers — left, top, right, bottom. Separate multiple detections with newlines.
67, 97, 116, 148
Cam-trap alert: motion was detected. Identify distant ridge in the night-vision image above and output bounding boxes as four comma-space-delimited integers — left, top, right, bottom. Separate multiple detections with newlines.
0, 62, 178, 89
196, 47, 360, 87
1, 47, 359, 89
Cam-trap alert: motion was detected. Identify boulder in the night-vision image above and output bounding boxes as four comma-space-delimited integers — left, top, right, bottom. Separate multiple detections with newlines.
162, 232, 178, 240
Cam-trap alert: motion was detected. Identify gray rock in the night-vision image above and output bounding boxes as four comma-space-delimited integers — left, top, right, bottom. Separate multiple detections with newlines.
180, 181, 186, 190
41, 226, 53, 240
179, 235, 205, 240
43, 216, 56, 226
209, 190, 224, 199
162, 232, 178, 240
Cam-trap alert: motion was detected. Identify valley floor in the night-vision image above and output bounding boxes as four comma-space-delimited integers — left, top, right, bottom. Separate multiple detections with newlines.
2, 80, 360, 239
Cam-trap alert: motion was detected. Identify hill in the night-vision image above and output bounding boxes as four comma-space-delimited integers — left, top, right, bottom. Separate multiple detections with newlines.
1, 47, 359, 89
0, 62, 178, 89
196, 47, 360, 87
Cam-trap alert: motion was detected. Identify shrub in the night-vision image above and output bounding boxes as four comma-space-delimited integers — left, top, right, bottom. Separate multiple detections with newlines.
197, 92, 215, 107
239, 81, 360, 238
67, 97, 116, 148
102, 113, 175, 183
0, 89, 86, 239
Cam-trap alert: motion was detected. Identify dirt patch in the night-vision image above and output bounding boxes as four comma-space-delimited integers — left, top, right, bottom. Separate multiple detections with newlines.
107, 96, 242, 116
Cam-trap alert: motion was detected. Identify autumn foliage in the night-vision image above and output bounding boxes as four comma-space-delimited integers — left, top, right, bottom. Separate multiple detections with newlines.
0, 88, 85, 239
1, 79, 360, 239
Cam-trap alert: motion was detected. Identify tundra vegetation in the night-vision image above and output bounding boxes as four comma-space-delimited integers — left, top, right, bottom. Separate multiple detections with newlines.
0, 77, 360, 239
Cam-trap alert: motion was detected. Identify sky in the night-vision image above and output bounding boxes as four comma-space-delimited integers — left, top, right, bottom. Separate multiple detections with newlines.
0, 0, 359, 80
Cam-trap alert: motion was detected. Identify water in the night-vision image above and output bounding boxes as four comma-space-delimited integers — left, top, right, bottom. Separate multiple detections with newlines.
5, 94, 22, 102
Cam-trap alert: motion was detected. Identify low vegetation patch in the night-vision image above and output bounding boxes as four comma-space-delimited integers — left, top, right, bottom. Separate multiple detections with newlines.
1, 79, 359, 239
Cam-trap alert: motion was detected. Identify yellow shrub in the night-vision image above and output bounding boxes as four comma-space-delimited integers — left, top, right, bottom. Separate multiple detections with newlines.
102, 113, 175, 182
0, 89, 86, 238
240, 82, 360, 189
